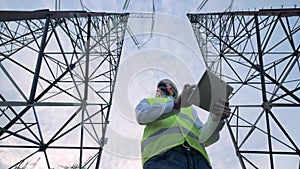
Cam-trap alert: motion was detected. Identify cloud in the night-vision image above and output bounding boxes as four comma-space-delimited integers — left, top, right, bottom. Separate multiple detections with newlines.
0, 162, 9, 169
207, 129, 240, 169
1, 1, 299, 169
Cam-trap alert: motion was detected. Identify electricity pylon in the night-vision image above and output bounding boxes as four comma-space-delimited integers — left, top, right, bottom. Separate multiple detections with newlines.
188, 8, 300, 169
0, 10, 128, 168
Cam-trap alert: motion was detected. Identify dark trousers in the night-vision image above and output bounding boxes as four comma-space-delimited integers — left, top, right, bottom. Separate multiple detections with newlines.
144, 146, 212, 169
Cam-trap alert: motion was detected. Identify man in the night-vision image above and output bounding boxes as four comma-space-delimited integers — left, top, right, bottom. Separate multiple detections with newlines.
135, 79, 231, 169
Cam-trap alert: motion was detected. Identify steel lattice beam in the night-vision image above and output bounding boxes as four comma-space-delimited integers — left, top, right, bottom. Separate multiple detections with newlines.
0, 10, 129, 168
188, 8, 300, 169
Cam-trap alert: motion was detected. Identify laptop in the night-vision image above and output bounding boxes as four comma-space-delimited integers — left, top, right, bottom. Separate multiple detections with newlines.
188, 69, 233, 111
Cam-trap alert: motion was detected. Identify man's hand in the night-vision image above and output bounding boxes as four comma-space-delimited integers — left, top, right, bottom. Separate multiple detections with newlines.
210, 100, 231, 121
181, 84, 196, 107
174, 84, 196, 109
173, 96, 181, 110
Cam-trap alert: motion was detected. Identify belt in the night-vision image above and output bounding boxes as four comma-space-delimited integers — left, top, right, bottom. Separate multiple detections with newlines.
181, 141, 191, 151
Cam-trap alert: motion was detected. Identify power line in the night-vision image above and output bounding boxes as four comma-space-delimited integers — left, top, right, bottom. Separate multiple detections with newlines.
196, 0, 208, 12
79, 0, 92, 12
123, 0, 130, 11
55, 0, 60, 11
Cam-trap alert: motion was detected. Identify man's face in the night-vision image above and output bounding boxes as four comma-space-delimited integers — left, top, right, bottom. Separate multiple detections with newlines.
156, 87, 167, 98
155, 81, 176, 98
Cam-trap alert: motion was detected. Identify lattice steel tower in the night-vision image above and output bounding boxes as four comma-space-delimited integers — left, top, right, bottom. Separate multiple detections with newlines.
188, 8, 300, 169
0, 10, 128, 168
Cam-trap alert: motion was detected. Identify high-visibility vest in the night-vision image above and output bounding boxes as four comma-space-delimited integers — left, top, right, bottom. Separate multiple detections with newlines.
141, 97, 210, 166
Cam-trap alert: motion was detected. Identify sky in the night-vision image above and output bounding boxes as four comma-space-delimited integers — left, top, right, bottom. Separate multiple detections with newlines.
0, 0, 299, 169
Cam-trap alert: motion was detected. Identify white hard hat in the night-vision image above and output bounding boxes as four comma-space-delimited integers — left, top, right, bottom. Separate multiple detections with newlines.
157, 79, 178, 98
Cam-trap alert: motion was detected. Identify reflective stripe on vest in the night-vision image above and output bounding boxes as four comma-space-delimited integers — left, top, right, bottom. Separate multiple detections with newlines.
141, 97, 210, 166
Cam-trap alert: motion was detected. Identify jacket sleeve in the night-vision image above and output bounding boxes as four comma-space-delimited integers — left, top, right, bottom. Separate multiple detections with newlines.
193, 109, 225, 147
135, 98, 179, 125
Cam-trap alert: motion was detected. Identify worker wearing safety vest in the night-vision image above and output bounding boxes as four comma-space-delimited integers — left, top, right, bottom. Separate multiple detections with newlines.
135, 79, 231, 169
